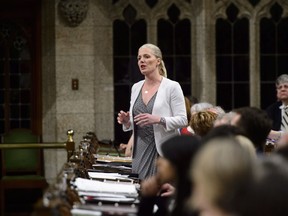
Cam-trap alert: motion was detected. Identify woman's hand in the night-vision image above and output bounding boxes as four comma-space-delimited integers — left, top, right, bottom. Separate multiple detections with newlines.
160, 183, 175, 197
140, 176, 162, 197
117, 110, 130, 127
134, 113, 161, 127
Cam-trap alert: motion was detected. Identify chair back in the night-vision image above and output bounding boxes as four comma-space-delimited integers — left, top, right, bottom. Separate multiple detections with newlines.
1, 128, 43, 176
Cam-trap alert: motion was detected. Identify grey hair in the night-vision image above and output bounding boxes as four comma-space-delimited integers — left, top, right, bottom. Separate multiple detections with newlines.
276, 74, 288, 86
191, 102, 214, 114
140, 43, 167, 77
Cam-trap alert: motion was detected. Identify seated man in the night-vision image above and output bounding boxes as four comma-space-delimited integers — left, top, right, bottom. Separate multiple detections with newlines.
230, 107, 272, 154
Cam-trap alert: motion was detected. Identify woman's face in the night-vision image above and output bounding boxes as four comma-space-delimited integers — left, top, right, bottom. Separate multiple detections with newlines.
156, 157, 176, 183
276, 83, 288, 101
137, 47, 160, 76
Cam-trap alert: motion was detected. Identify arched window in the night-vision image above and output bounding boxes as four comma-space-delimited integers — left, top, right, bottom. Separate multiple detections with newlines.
216, 3, 250, 111
113, 4, 147, 142
260, 2, 288, 109
0, 22, 33, 134
158, 4, 191, 95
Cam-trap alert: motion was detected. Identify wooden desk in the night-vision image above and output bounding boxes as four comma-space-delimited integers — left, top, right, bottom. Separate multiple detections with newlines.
32, 154, 139, 216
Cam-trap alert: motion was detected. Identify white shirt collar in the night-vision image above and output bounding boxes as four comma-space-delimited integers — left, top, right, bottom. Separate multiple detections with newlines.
280, 104, 288, 110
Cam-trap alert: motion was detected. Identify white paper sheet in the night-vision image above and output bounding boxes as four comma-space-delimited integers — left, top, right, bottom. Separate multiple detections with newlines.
74, 177, 138, 196
87, 172, 132, 181
71, 208, 102, 216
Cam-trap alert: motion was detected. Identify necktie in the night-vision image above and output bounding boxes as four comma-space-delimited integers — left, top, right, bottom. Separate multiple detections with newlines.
281, 107, 288, 131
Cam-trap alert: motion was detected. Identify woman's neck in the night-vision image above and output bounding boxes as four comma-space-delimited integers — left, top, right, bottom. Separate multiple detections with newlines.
145, 74, 163, 86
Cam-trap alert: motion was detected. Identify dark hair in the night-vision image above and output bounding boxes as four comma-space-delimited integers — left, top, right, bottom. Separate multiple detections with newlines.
186, 95, 199, 106
243, 155, 288, 216
161, 135, 201, 216
233, 107, 272, 151
203, 124, 245, 143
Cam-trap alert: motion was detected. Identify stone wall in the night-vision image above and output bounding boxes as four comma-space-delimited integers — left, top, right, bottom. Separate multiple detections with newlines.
42, 0, 114, 183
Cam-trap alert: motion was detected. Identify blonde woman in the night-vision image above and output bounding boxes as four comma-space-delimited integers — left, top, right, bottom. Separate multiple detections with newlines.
117, 43, 187, 180
190, 137, 256, 216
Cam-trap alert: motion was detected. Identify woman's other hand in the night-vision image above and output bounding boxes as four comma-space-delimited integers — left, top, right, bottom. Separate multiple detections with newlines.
134, 113, 161, 127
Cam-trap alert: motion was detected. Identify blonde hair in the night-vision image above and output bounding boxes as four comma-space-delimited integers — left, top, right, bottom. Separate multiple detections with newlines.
235, 135, 256, 159
191, 137, 256, 213
140, 43, 167, 77
190, 111, 217, 136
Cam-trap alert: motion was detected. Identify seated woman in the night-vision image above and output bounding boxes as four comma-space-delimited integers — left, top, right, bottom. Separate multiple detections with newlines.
243, 154, 288, 216
138, 135, 201, 216
190, 136, 256, 216
190, 111, 217, 137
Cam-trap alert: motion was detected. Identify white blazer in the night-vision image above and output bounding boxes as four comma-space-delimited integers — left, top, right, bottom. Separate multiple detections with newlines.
123, 77, 187, 156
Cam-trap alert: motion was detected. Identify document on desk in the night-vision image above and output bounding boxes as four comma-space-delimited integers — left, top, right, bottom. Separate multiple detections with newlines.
92, 163, 132, 170
94, 154, 132, 163
71, 208, 102, 216
74, 177, 138, 197
87, 172, 132, 181
72, 203, 138, 215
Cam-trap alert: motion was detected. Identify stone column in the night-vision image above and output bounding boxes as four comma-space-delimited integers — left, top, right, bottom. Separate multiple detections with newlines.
192, 0, 216, 104
42, 0, 58, 184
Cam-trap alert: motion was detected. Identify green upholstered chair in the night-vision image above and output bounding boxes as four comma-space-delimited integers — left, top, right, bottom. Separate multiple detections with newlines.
0, 129, 48, 216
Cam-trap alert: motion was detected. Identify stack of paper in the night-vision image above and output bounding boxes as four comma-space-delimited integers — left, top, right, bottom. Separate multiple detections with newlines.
87, 172, 133, 182
73, 177, 138, 197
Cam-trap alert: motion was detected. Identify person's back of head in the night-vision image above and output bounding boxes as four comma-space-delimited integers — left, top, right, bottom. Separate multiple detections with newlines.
232, 106, 272, 152
161, 135, 201, 216
235, 135, 257, 159
203, 124, 245, 141
190, 102, 213, 115
191, 136, 256, 216
214, 111, 236, 127
190, 111, 217, 137
244, 155, 288, 216
161, 135, 201, 184
208, 106, 226, 116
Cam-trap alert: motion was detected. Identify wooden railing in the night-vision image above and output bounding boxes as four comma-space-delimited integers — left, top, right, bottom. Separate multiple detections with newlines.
0, 143, 66, 149
0, 142, 75, 162
0, 129, 75, 162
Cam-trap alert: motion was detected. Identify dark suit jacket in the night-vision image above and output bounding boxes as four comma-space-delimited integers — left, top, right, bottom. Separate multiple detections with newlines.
266, 101, 282, 131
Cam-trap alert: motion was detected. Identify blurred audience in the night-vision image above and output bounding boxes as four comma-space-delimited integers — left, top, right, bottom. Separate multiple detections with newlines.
136, 105, 288, 216
190, 136, 256, 216
243, 155, 288, 216
138, 135, 201, 216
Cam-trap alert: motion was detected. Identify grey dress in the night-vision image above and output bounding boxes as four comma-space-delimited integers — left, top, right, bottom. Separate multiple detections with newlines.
132, 91, 158, 180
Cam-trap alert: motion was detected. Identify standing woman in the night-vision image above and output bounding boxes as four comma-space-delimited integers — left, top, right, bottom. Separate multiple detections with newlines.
117, 43, 187, 180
